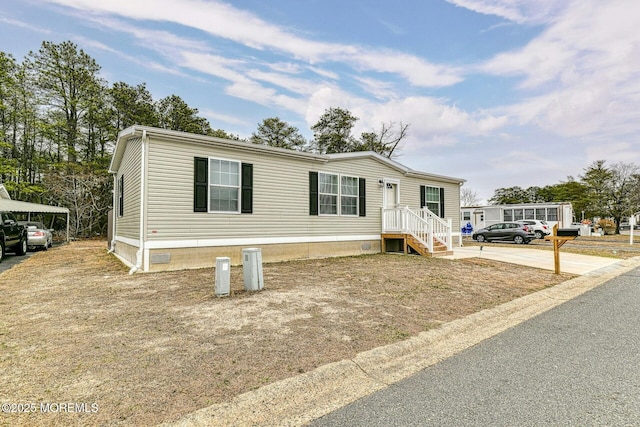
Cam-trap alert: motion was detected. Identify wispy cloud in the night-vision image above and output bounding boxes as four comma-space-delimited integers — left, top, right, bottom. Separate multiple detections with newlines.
0, 14, 52, 33
445, 0, 568, 24
478, 0, 640, 142
75, 35, 189, 78
34, 0, 640, 163
41, 0, 463, 88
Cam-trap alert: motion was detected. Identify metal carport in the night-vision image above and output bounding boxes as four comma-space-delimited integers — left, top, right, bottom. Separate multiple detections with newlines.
0, 199, 70, 242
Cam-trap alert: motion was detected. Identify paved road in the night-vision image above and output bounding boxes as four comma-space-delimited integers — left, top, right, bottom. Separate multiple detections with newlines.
310, 266, 640, 426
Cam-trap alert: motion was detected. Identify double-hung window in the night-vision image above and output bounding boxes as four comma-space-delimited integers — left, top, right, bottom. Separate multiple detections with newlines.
194, 156, 253, 214
319, 173, 339, 215
340, 176, 359, 216
209, 158, 240, 213
420, 185, 445, 218
423, 186, 441, 216
317, 172, 360, 216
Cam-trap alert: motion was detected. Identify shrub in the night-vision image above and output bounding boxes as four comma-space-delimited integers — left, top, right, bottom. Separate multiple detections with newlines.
597, 219, 616, 235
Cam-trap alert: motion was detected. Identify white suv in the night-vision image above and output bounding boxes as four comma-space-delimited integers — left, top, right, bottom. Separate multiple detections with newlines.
516, 220, 551, 239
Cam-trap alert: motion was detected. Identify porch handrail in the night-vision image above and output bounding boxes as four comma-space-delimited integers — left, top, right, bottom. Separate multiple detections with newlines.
382, 206, 453, 252
405, 207, 433, 252
418, 207, 453, 251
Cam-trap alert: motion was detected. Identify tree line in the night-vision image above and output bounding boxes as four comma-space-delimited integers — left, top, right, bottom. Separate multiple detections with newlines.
486, 160, 640, 234
1, 40, 409, 238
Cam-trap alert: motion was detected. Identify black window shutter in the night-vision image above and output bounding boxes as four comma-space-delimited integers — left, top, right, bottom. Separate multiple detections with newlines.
420, 185, 426, 209
358, 178, 366, 217
241, 163, 253, 214
439, 187, 445, 218
118, 175, 124, 217
309, 171, 318, 216
194, 157, 208, 212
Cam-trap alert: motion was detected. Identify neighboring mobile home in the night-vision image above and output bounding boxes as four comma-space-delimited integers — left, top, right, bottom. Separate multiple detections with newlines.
461, 202, 574, 233
108, 126, 465, 272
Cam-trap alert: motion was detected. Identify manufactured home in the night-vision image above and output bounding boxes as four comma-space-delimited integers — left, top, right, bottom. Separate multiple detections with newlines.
108, 126, 465, 272
461, 202, 573, 233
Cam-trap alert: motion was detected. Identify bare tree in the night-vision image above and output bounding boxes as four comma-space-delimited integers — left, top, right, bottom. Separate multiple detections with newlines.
358, 121, 409, 158
461, 187, 481, 207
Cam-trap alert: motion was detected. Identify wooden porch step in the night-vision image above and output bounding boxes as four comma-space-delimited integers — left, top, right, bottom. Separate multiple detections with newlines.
381, 233, 452, 258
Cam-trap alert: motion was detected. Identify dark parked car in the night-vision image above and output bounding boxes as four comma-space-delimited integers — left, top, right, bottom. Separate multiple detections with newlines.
472, 222, 535, 244
1, 211, 28, 262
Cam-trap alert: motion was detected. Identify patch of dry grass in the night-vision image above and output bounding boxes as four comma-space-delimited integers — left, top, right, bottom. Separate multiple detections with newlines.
0, 241, 575, 426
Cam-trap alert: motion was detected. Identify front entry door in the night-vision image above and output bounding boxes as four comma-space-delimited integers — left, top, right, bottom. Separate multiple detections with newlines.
384, 180, 400, 209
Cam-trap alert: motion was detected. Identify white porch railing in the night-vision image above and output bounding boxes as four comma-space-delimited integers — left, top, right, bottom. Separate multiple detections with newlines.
382, 206, 453, 252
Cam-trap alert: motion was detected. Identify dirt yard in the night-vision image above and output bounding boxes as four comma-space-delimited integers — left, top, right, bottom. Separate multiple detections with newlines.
0, 240, 583, 426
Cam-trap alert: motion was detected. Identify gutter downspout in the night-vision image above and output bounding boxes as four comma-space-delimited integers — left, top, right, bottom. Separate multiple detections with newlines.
129, 130, 147, 274
108, 173, 117, 254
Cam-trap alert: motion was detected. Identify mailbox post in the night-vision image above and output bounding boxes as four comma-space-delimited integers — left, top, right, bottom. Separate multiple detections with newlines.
544, 224, 578, 274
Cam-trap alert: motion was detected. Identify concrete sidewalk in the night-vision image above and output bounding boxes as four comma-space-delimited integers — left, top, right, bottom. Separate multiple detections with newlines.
167, 254, 640, 427
444, 245, 620, 275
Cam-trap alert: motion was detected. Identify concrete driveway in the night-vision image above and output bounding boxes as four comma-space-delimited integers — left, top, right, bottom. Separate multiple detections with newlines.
444, 245, 621, 275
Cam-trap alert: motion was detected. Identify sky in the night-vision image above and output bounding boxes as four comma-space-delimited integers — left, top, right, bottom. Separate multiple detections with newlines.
1, 0, 639, 204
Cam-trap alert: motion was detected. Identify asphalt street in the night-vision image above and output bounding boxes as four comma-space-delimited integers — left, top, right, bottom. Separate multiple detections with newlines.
309, 266, 640, 426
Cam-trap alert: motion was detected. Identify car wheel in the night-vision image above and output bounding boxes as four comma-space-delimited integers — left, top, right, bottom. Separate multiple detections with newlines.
476, 234, 486, 243
15, 238, 27, 256
0, 242, 4, 262
535, 231, 543, 239
513, 235, 524, 244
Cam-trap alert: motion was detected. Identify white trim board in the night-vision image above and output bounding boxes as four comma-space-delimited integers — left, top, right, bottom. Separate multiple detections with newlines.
137, 235, 382, 250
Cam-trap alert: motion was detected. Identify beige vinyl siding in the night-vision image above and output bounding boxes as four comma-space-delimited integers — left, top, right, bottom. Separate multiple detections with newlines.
444, 185, 461, 231
328, 158, 461, 232
144, 135, 461, 242
145, 138, 378, 241
116, 137, 142, 241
